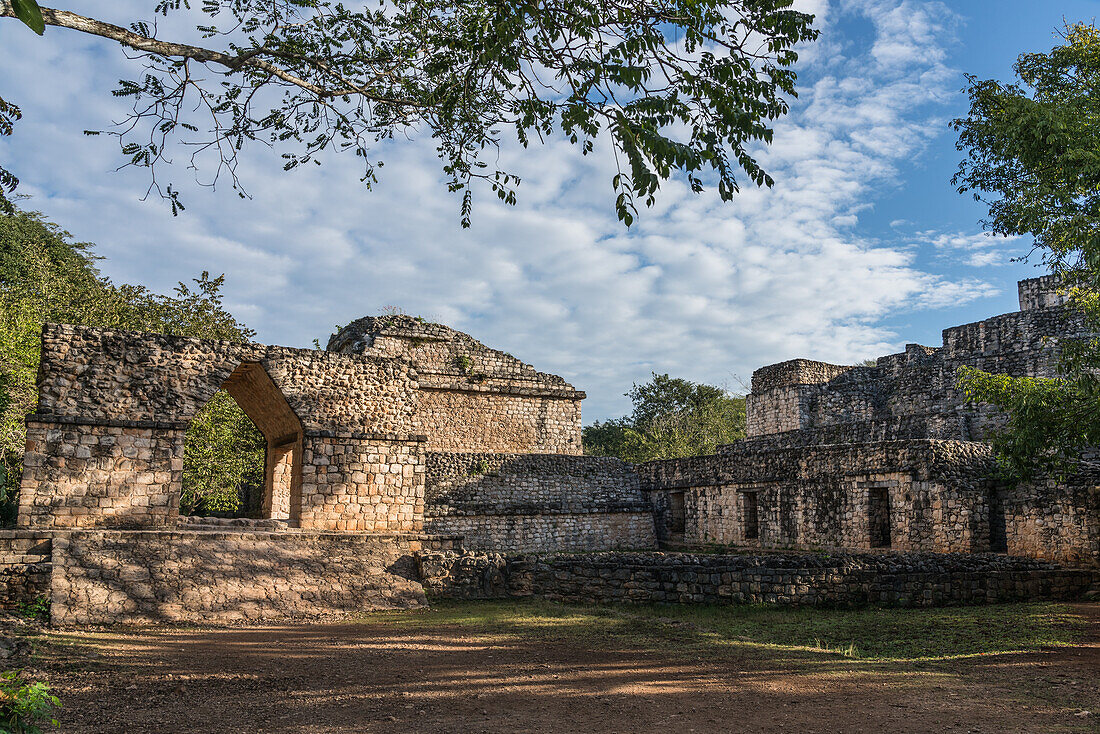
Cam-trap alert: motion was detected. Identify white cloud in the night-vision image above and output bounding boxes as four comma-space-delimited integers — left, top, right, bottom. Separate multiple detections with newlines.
0, 0, 1005, 420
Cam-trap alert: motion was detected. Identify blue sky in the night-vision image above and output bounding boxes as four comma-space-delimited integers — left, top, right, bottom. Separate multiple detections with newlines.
2, 1, 1097, 420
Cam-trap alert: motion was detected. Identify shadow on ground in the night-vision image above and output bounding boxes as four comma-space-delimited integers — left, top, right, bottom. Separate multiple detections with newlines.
19, 600, 1100, 734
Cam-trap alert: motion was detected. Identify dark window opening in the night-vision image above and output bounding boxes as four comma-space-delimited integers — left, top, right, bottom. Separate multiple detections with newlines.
869, 487, 891, 548
742, 492, 759, 540
668, 491, 686, 538
989, 489, 1008, 553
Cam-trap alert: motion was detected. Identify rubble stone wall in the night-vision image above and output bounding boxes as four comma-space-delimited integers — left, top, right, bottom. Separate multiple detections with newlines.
421, 550, 1099, 608
745, 280, 1083, 442
639, 440, 995, 554
328, 316, 584, 454
0, 532, 51, 609
50, 530, 428, 625
416, 389, 581, 454
424, 452, 656, 552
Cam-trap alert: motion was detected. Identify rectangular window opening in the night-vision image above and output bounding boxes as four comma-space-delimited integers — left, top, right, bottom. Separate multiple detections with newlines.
742, 491, 759, 540
869, 487, 892, 548
668, 491, 686, 536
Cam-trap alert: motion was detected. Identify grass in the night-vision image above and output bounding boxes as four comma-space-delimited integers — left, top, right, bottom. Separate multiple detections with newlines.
368, 598, 1087, 662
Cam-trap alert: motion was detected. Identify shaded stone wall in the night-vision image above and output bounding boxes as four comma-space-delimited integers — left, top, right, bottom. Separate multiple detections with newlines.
639, 439, 998, 555
424, 452, 656, 552
329, 316, 584, 454
0, 532, 51, 609
421, 550, 1099, 608
50, 530, 427, 625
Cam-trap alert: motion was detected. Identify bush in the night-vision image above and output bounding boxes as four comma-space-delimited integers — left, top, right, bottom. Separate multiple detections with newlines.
0, 670, 60, 734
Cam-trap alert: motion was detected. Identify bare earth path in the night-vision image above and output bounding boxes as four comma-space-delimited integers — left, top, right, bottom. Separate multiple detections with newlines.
16, 601, 1100, 733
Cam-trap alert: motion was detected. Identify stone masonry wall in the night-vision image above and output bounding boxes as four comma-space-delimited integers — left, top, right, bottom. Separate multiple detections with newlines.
744, 284, 1084, 442
417, 388, 581, 454
639, 437, 1098, 565
0, 532, 51, 610
50, 530, 428, 625
19, 423, 182, 529
20, 324, 426, 530
421, 550, 1099, 608
425, 452, 656, 552
329, 316, 584, 454
298, 436, 425, 531
639, 439, 997, 554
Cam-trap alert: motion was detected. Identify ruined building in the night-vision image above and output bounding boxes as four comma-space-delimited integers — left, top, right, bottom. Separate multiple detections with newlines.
0, 275, 1096, 624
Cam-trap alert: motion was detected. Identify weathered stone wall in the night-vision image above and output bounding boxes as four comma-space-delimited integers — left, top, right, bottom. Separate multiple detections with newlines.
50, 530, 428, 625
20, 324, 426, 531
427, 513, 655, 553
299, 435, 424, 531
639, 436, 1098, 565
745, 287, 1083, 442
416, 388, 581, 454
639, 439, 999, 555
329, 316, 584, 454
0, 532, 51, 609
996, 477, 1100, 565
1018, 275, 1069, 311
19, 422, 183, 529
424, 452, 656, 552
34, 324, 419, 433
421, 550, 1099, 608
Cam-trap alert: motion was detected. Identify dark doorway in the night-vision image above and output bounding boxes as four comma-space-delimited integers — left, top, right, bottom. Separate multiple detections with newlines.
742, 491, 759, 540
869, 487, 891, 548
668, 491, 686, 542
989, 488, 1008, 553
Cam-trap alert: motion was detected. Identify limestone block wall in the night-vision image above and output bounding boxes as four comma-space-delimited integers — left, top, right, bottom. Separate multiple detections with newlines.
996, 478, 1099, 565
298, 435, 425, 531
328, 316, 584, 454
50, 530, 428, 625
421, 550, 1100, 608
19, 422, 183, 528
424, 452, 656, 552
417, 388, 581, 454
639, 440, 996, 554
639, 437, 1098, 565
1018, 275, 1069, 311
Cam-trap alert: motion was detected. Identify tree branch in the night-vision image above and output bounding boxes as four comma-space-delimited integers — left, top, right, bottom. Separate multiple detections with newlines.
0, 2, 375, 100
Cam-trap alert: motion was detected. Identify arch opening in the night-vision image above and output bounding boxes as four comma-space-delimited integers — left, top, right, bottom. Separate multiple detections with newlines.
183, 362, 304, 524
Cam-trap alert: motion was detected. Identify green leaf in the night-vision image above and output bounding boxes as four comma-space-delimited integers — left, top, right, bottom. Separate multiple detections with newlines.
11, 0, 45, 35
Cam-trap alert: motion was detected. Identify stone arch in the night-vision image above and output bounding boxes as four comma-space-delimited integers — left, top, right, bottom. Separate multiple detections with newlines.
215, 362, 304, 524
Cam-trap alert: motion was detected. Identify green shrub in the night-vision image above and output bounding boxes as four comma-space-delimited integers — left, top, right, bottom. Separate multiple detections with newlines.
0, 670, 60, 734
15, 596, 48, 622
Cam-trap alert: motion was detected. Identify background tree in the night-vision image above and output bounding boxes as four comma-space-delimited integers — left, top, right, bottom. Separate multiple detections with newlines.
0, 206, 263, 523
583, 373, 746, 462
953, 22, 1100, 478
0, 0, 817, 225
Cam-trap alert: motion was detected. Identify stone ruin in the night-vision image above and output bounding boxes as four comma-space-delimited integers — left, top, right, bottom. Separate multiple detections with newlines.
0, 276, 1097, 624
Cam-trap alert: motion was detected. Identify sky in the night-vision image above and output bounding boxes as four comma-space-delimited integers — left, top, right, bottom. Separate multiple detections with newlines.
1, 0, 1098, 421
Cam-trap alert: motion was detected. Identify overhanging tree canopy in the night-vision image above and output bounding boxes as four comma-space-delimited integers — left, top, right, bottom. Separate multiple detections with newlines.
0, 0, 818, 224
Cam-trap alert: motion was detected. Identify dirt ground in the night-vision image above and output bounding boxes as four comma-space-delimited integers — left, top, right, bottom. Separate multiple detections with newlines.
13, 602, 1100, 734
